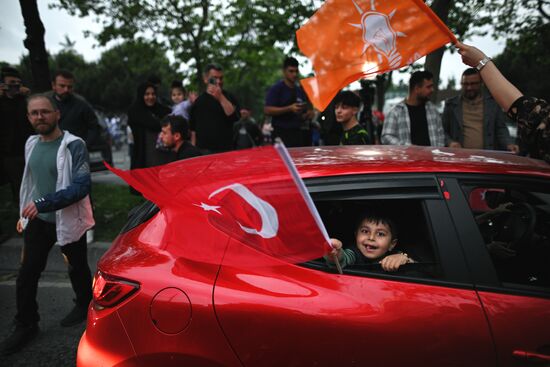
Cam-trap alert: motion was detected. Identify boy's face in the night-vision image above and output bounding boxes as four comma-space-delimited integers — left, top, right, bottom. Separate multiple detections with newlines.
335, 103, 358, 124
355, 219, 397, 260
171, 88, 185, 104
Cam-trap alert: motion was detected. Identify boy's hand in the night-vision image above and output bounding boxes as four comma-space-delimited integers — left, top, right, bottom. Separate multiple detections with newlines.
380, 253, 409, 272
329, 238, 343, 258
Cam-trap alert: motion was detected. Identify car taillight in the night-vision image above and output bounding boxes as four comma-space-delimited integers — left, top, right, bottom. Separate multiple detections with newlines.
92, 271, 140, 309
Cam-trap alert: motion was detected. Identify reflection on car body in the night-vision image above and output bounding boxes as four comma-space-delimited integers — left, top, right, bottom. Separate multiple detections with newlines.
77, 146, 550, 367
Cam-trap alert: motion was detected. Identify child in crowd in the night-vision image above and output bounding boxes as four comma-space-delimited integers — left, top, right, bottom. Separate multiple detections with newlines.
327, 210, 415, 271
157, 81, 195, 151
170, 80, 195, 120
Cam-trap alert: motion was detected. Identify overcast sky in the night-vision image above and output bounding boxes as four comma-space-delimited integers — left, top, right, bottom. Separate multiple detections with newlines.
1, 1, 506, 87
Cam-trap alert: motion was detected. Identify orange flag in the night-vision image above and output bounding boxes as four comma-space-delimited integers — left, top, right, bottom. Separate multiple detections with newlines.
296, 0, 457, 111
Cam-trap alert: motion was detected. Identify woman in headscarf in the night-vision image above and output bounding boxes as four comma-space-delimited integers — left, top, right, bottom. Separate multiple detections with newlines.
128, 82, 172, 169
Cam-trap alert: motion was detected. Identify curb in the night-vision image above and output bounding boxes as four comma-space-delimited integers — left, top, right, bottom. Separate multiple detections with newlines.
0, 236, 112, 273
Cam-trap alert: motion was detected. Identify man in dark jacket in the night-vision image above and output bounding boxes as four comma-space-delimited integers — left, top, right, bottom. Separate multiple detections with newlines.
443, 68, 518, 152
46, 70, 100, 143
0, 67, 33, 204
0, 67, 33, 243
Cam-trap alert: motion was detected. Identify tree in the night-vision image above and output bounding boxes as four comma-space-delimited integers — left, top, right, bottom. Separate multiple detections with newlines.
424, 0, 549, 101
18, 0, 51, 92
52, 0, 315, 90
91, 40, 176, 112
494, 22, 550, 100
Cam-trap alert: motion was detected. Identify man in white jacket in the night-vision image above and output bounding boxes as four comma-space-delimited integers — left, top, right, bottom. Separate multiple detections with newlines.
1, 94, 95, 356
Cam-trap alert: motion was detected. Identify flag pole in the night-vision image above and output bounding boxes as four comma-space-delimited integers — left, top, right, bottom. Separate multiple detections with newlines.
275, 140, 343, 275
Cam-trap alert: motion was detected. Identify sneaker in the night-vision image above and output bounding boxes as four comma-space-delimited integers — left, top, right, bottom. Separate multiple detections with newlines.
60, 305, 88, 327
0, 321, 39, 356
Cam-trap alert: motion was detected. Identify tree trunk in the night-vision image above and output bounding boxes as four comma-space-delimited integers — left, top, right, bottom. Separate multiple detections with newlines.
375, 72, 392, 112
19, 0, 51, 92
424, 0, 453, 102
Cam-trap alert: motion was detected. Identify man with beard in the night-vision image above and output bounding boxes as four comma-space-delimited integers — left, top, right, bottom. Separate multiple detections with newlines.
443, 68, 518, 152
46, 70, 99, 143
189, 63, 240, 154
381, 71, 445, 146
159, 115, 202, 161
0, 95, 94, 355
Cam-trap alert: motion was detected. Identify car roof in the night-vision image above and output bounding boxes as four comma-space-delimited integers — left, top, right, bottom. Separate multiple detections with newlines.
289, 146, 550, 180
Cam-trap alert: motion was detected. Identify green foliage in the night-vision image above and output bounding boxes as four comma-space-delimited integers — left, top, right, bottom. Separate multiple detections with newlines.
51, 0, 317, 115
494, 22, 550, 100
91, 183, 144, 241
88, 40, 176, 112
13, 40, 176, 112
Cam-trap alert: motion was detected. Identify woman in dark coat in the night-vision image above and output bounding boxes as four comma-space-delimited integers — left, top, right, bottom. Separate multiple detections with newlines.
128, 82, 171, 169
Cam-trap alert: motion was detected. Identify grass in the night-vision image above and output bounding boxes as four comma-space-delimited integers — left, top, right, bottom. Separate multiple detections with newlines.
0, 183, 145, 243
90, 183, 145, 241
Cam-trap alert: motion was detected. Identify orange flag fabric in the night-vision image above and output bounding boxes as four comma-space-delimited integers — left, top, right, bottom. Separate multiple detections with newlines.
296, 0, 457, 111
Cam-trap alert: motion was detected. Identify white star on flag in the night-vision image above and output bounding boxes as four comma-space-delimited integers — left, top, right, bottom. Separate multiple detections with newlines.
194, 202, 222, 214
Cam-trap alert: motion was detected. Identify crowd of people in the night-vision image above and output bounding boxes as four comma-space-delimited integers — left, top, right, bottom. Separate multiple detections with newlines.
1, 40, 549, 356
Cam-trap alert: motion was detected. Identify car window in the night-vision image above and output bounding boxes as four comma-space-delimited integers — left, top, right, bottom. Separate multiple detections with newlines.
304, 198, 442, 280
461, 183, 550, 290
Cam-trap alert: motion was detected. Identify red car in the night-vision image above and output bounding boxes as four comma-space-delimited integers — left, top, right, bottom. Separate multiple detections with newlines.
78, 146, 550, 367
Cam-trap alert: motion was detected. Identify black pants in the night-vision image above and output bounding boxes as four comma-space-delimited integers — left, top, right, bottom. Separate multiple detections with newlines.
15, 218, 92, 325
273, 127, 304, 148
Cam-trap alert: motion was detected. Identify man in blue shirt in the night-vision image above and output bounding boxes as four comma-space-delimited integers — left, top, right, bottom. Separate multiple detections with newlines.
264, 57, 309, 147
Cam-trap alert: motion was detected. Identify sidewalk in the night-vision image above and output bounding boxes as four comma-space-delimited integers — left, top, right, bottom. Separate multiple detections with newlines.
0, 235, 111, 273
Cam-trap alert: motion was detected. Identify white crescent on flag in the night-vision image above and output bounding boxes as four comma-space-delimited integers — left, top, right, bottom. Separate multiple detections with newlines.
208, 183, 279, 239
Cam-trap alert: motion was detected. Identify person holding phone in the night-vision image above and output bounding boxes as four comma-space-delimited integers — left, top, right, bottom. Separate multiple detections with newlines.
0, 66, 33, 233
189, 63, 240, 154
264, 57, 311, 147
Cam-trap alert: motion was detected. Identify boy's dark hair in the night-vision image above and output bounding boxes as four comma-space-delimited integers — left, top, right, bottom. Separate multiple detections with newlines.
161, 115, 189, 139
204, 63, 223, 75
170, 80, 186, 94
1, 66, 21, 81
53, 69, 75, 81
283, 57, 299, 69
409, 70, 433, 92
462, 67, 479, 77
355, 209, 398, 239
333, 90, 361, 108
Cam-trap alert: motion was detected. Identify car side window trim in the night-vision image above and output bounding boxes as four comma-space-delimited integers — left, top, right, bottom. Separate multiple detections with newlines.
301, 174, 475, 290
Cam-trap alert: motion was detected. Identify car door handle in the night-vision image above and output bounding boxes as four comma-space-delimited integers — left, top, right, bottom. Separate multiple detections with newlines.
513, 350, 550, 363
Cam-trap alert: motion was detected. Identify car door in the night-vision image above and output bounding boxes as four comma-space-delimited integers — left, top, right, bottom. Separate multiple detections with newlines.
443, 175, 550, 367
213, 174, 495, 366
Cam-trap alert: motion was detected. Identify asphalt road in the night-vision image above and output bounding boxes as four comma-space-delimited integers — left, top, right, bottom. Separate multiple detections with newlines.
0, 272, 86, 367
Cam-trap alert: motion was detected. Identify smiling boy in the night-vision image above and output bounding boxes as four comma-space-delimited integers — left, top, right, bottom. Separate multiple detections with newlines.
328, 210, 414, 272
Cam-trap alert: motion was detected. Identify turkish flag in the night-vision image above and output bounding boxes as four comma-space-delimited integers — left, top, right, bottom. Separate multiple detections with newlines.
106, 144, 331, 265
296, 0, 457, 111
